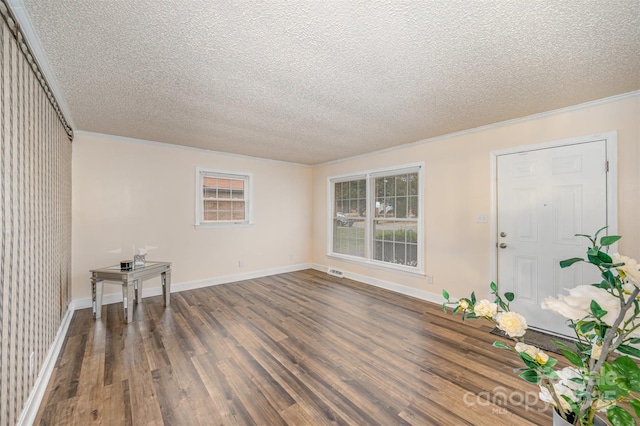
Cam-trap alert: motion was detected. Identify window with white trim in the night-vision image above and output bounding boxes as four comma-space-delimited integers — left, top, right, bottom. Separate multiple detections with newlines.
196, 168, 252, 227
329, 164, 423, 272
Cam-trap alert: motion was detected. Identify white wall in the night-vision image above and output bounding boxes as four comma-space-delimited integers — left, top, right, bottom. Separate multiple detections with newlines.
72, 133, 313, 302
312, 93, 640, 302
72, 93, 639, 307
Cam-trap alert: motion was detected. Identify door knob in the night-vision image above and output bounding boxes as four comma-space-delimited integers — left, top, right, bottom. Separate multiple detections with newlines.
499, 243, 508, 249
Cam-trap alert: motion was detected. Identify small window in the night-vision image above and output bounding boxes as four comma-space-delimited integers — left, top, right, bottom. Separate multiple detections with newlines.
196, 168, 252, 227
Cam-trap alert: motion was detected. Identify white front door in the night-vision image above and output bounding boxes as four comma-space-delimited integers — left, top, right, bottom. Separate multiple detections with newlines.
497, 140, 609, 336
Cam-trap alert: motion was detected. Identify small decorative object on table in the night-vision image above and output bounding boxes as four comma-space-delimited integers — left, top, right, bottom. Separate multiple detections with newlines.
120, 260, 133, 270
443, 227, 640, 426
134, 248, 146, 268
133, 249, 146, 268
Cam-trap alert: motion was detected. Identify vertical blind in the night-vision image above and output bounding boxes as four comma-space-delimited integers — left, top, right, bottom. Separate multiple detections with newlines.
0, 0, 73, 424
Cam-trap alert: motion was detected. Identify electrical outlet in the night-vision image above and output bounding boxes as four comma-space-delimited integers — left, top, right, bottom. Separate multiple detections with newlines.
238, 260, 243, 268
29, 352, 35, 376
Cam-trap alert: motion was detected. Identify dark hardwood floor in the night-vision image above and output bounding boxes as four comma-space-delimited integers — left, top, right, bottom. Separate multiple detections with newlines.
35, 269, 557, 425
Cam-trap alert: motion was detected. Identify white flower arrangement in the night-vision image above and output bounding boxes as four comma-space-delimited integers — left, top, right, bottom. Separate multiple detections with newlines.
443, 228, 640, 425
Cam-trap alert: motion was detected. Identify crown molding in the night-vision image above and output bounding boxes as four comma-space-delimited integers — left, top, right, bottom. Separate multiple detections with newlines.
7, 0, 75, 129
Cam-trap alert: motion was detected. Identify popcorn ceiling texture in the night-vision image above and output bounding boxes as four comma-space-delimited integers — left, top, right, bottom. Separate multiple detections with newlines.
19, 0, 640, 164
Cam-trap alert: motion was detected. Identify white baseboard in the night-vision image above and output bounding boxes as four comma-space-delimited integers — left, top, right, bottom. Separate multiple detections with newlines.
71, 263, 314, 310
311, 263, 443, 305
17, 306, 75, 426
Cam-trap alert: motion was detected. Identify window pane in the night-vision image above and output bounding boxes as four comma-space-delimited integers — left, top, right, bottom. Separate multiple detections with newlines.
232, 210, 244, 221
198, 170, 250, 225
408, 173, 418, 195
408, 196, 418, 218
231, 201, 245, 219
333, 219, 365, 257
396, 174, 408, 196
373, 219, 418, 266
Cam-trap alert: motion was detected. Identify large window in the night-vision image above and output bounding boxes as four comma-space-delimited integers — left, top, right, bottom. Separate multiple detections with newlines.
196, 168, 252, 227
329, 164, 423, 272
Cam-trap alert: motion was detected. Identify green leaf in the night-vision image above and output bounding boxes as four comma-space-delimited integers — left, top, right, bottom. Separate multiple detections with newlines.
471, 291, 476, 304
590, 300, 607, 320
490, 282, 497, 292
519, 369, 541, 383
561, 349, 584, 367
601, 270, 617, 288
553, 340, 576, 351
607, 405, 635, 426
593, 226, 608, 240
543, 369, 560, 380
575, 233, 592, 238
629, 338, 640, 345
627, 371, 640, 394
588, 254, 603, 266
504, 292, 515, 302
560, 258, 583, 268
617, 344, 640, 359
629, 399, 640, 418
578, 321, 596, 334
597, 250, 613, 264
612, 357, 640, 392
612, 356, 640, 373
442, 290, 450, 300
601, 235, 622, 246
519, 354, 539, 369
492, 341, 510, 349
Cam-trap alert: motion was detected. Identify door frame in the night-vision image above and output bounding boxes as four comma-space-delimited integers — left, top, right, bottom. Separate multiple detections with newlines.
489, 131, 618, 287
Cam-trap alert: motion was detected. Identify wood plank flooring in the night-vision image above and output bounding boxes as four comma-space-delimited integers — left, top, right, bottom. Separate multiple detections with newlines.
35, 269, 558, 425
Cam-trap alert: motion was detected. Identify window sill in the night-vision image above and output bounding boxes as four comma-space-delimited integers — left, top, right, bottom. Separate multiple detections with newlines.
327, 253, 425, 277
195, 222, 254, 229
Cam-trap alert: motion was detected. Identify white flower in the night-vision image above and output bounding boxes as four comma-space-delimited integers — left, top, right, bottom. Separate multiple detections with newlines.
514, 342, 537, 358
542, 285, 621, 326
539, 367, 582, 412
473, 299, 497, 318
543, 284, 640, 339
591, 343, 603, 360
514, 343, 548, 364
539, 384, 575, 412
612, 253, 640, 286
536, 351, 549, 365
495, 311, 527, 337
458, 299, 469, 310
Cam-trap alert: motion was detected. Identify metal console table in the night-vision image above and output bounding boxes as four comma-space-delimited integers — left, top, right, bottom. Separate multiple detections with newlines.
91, 261, 172, 323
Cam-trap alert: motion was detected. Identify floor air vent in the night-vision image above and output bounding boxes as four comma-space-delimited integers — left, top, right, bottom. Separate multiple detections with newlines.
327, 268, 344, 278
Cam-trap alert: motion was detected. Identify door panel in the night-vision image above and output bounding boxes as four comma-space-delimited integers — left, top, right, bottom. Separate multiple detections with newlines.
497, 141, 607, 336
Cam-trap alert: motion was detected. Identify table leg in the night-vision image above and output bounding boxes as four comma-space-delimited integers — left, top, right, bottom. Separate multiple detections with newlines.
92, 277, 104, 319
134, 279, 143, 303
161, 270, 171, 306
122, 279, 135, 323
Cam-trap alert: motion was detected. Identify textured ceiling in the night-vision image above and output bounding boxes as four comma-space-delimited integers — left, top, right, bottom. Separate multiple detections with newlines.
13, 0, 640, 165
